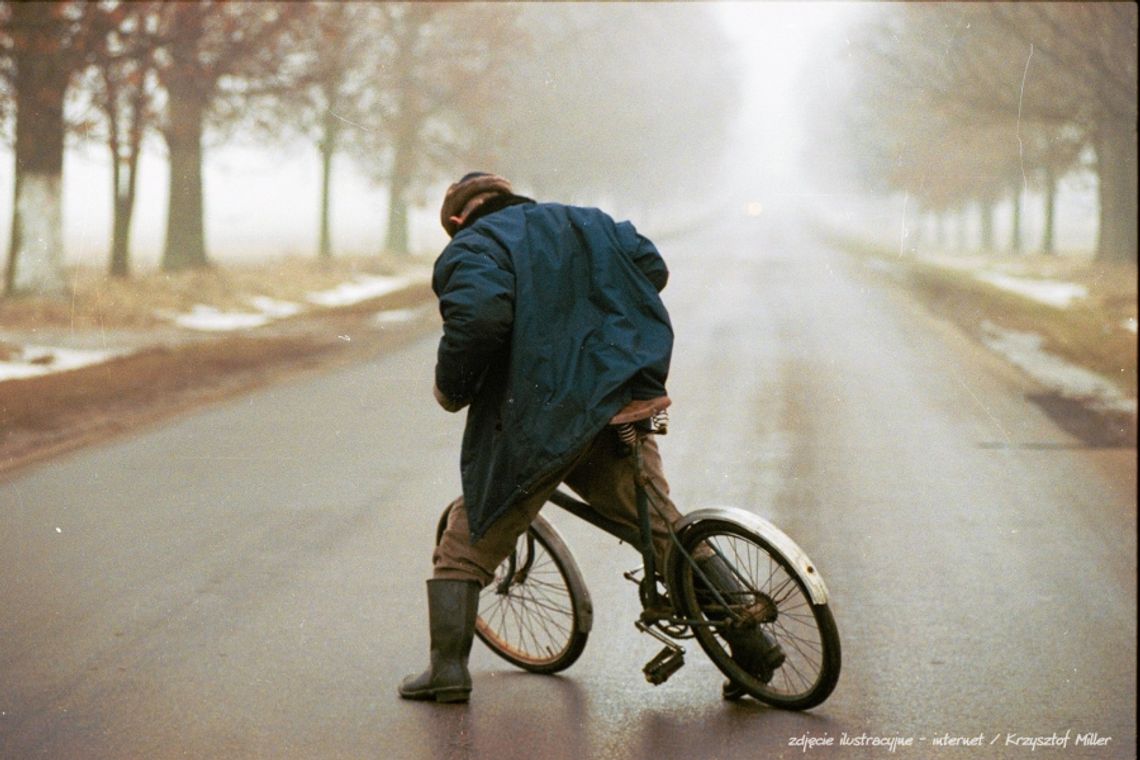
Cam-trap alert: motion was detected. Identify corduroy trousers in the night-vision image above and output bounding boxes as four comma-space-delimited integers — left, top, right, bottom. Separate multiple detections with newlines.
433, 429, 683, 587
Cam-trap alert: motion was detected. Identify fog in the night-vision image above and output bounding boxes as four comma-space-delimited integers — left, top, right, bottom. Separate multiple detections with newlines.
717, 3, 862, 197
0, 1, 1114, 270
0, 3, 855, 268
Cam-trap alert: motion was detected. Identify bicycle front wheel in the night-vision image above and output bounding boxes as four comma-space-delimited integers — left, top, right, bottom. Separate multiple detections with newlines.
675, 519, 841, 710
436, 507, 591, 674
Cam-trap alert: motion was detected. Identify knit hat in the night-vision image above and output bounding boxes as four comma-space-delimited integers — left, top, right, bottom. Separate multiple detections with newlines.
440, 172, 513, 236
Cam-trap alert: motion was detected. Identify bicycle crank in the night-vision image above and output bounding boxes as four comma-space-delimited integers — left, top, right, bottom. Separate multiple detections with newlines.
637, 620, 686, 685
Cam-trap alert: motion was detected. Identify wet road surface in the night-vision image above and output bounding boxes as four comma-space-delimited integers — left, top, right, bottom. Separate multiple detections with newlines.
2, 214, 1135, 758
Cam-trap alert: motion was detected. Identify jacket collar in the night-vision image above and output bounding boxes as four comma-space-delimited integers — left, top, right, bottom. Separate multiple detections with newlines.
458, 194, 534, 233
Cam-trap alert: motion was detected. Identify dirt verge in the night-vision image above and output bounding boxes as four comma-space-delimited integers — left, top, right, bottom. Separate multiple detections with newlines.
1, 281, 437, 477
822, 229, 1137, 449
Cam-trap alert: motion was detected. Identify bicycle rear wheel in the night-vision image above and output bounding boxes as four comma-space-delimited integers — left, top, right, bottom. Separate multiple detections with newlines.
435, 508, 591, 674
674, 519, 841, 710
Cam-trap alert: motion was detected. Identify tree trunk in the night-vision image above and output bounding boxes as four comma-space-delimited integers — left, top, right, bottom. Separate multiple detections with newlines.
110, 204, 132, 278
5, 5, 69, 297
108, 75, 146, 278
384, 131, 415, 255
1041, 163, 1056, 257
1009, 186, 1022, 255
1094, 120, 1139, 263
109, 153, 129, 278
908, 208, 923, 254
385, 180, 410, 255
160, 4, 210, 273
317, 110, 338, 261
979, 196, 996, 253
109, 149, 139, 278
161, 80, 209, 271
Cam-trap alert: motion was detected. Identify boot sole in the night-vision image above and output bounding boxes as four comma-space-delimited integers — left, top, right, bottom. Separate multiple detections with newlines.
434, 688, 471, 704
398, 685, 471, 703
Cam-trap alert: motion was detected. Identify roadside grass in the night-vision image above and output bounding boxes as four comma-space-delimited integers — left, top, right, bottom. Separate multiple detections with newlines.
0, 254, 421, 331
905, 259, 1137, 397
825, 230, 1137, 399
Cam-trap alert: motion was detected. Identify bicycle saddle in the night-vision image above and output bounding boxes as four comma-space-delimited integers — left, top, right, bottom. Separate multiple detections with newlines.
609, 396, 671, 425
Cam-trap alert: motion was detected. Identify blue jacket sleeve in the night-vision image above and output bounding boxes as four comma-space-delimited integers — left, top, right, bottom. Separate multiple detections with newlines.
432, 239, 515, 403
616, 221, 668, 292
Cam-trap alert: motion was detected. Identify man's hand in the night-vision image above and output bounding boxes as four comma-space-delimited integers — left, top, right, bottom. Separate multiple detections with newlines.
433, 384, 468, 413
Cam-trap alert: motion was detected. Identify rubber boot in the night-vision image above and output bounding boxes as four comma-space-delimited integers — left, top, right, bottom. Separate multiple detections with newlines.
398, 579, 480, 703
695, 555, 785, 696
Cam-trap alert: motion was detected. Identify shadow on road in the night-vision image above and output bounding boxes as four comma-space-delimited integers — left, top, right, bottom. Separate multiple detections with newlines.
1024, 392, 1137, 449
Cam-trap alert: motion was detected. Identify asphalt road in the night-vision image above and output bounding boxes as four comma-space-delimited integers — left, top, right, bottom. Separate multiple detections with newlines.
1, 214, 1135, 759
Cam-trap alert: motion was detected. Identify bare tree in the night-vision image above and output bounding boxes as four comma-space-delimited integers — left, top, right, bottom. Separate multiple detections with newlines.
269, 2, 385, 262
1, 1, 91, 296
1021, 122, 1085, 255
878, 3, 1136, 262
346, 3, 523, 255
820, 3, 1130, 259
78, 2, 163, 278
151, 1, 312, 271
808, 13, 1019, 254
990, 3, 1137, 263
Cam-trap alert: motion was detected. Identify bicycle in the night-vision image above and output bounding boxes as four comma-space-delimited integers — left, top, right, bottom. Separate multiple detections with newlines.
435, 397, 841, 710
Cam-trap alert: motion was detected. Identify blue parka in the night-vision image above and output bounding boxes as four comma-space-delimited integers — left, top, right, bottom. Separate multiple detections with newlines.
433, 201, 673, 540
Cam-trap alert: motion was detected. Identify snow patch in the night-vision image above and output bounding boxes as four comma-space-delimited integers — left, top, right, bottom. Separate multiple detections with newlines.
161, 305, 275, 332
154, 275, 413, 332
975, 273, 1088, 309
156, 295, 306, 332
0, 344, 127, 382
306, 275, 410, 308
248, 296, 304, 319
4, 273, 425, 384
981, 321, 1136, 415
373, 308, 421, 326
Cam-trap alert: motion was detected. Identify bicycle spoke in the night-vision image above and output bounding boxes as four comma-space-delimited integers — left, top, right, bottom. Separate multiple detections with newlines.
484, 591, 567, 657
475, 529, 581, 666
679, 521, 839, 708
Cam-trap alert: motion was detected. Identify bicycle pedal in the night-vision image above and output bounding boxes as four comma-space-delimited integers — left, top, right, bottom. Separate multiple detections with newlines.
643, 646, 686, 685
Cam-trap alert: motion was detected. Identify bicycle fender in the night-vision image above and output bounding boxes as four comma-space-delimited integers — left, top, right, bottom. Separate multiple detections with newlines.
674, 507, 830, 605
529, 514, 595, 634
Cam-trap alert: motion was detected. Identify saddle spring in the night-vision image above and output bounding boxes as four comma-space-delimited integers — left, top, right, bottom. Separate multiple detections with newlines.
615, 407, 670, 446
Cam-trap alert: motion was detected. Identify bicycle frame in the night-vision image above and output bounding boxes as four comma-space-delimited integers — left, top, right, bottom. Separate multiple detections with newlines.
470, 417, 841, 705
549, 425, 829, 626
547, 445, 672, 614
547, 427, 739, 627
545, 425, 757, 684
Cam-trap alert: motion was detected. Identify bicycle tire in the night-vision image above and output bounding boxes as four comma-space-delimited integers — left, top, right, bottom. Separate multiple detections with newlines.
435, 507, 591, 674
674, 519, 841, 710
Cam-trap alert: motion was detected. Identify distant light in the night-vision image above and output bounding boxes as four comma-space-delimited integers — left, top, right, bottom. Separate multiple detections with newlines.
745, 201, 764, 217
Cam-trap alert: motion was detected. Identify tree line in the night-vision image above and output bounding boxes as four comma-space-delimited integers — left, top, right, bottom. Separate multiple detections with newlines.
804, 2, 1136, 263
0, 1, 738, 297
